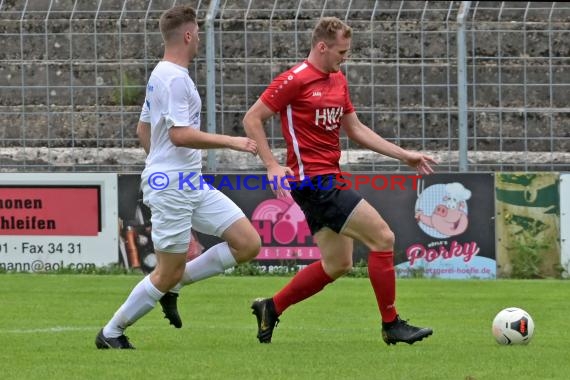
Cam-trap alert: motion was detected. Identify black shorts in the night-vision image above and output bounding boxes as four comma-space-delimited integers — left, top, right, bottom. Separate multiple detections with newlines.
290, 174, 363, 235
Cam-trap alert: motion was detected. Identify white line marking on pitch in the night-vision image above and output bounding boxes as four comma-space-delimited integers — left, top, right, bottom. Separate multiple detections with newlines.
0, 325, 159, 334
0, 324, 374, 334
0, 326, 99, 334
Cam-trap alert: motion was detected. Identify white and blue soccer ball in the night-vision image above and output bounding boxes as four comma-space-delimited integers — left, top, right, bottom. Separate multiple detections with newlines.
492, 307, 534, 345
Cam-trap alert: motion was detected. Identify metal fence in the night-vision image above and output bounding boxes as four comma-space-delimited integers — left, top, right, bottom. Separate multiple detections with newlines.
0, 1, 568, 172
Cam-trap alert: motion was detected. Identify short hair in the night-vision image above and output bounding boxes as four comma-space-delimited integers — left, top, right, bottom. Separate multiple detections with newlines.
159, 5, 197, 42
311, 17, 353, 47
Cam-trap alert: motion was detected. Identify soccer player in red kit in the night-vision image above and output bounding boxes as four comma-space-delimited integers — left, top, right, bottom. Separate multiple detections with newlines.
243, 17, 437, 345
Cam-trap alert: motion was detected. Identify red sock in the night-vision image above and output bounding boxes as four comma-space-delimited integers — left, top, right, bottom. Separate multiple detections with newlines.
273, 261, 334, 315
368, 251, 398, 323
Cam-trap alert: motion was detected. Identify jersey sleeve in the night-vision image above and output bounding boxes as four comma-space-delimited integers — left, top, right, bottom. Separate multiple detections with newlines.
164, 76, 190, 129
260, 71, 302, 113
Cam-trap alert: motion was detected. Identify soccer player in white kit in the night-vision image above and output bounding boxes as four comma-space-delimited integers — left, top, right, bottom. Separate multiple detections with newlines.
96, 5, 261, 349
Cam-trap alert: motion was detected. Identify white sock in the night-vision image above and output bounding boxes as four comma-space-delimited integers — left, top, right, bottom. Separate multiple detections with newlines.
170, 242, 236, 292
103, 275, 164, 337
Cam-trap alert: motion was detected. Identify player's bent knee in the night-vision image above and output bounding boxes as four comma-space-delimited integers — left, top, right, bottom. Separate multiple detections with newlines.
325, 258, 353, 278
151, 269, 184, 292
369, 228, 395, 251
339, 263, 353, 276
242, 235, 261, 261
382, 229, 396, 247
230, 232, 261, 263
223, 219, 261, 262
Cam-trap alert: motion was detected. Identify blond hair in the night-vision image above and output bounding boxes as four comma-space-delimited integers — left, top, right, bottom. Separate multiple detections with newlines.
311, 17, 353, 47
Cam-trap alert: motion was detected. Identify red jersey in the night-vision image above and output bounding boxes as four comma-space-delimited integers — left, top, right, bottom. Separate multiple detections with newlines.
260, 60, 355, 179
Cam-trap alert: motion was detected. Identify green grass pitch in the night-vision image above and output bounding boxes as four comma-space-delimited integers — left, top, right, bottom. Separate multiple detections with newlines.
0, 274, 567, 380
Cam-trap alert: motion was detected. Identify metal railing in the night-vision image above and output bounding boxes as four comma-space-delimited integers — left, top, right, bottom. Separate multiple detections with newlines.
0, 1, 568, 172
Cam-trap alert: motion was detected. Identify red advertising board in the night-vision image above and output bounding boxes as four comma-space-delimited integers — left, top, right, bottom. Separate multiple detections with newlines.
0, 173, 118, 272
0, 187, 100, 236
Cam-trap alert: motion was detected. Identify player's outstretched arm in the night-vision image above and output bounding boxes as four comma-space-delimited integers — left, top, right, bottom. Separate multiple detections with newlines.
168, 126, 257, 155
341, 112, 437, 175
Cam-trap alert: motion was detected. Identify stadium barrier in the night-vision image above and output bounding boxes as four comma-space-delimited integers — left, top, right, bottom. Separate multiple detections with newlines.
1, 172, 566, 279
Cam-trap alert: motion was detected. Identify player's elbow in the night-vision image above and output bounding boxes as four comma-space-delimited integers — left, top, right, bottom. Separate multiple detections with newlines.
136, 121, 149, 138
168, 127, 186, 147
344, 124, 369, 146
242, 112, 255, 135
136, 123, 151, 153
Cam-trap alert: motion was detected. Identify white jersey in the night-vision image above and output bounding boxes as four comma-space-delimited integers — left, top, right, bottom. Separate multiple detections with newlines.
140, 61, 202, 178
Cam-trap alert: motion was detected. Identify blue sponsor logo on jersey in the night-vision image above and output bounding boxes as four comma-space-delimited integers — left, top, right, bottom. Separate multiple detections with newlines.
191, 112, 200, 124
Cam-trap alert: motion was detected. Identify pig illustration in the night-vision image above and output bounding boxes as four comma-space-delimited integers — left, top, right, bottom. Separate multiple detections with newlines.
416, 183, 471, 237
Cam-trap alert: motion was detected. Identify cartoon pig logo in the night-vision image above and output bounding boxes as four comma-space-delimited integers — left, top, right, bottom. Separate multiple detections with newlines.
415, 182, 472, 238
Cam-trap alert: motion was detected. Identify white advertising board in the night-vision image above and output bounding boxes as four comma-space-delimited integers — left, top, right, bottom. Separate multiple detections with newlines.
0, 173, 118, 272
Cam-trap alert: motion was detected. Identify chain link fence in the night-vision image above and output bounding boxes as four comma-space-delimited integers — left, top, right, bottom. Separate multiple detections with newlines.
0, 1, 568, 172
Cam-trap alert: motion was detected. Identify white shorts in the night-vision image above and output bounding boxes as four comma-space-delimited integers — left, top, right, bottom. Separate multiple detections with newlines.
141, 179, 245, 253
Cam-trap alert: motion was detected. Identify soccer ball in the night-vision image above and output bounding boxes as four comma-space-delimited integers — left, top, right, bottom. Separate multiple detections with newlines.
492, 307, 534, 345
